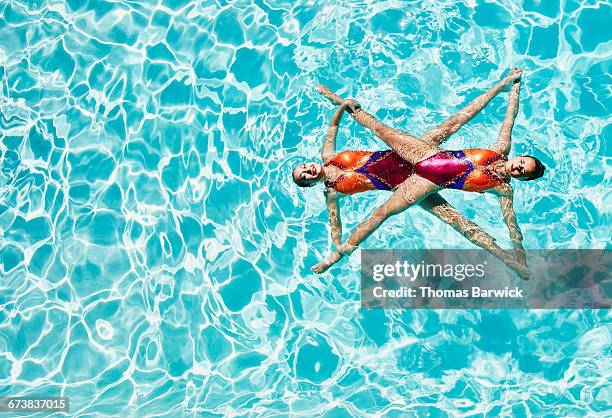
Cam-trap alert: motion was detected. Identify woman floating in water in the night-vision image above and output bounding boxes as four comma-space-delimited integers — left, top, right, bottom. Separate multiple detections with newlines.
293, 68, 545, 278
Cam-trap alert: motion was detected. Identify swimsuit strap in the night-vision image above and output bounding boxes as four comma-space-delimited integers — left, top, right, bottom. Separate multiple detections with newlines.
324, 159, 347, 170
479, 151, 508, 184
483, 152, 505, 165
482, 165, 508, 184
323, 156, 346, 189
324, 173, 345, 189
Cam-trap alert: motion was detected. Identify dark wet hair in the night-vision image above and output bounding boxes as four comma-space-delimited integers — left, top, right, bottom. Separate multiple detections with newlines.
294, 177, 311, 187
523, 156, 546, 180
292, 165, 314, 188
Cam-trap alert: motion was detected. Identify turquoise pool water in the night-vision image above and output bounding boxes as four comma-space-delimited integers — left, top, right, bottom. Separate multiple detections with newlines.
0, 0, 610, 416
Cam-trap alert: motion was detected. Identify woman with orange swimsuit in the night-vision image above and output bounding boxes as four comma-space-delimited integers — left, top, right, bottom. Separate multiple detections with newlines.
292, 68, 545, 277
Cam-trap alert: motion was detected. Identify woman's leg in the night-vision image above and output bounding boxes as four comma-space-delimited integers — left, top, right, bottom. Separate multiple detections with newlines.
351, 108, 438, 164
343, 176, 440, 250
419, 193, 529, 277
316, 84, 438, 164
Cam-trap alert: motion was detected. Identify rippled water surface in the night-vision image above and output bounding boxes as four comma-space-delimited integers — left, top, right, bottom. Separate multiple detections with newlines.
0, 0, 610, 416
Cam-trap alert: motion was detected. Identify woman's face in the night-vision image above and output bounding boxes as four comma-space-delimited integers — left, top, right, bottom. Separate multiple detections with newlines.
293, 162, 323, 186
505, 156, 537, 179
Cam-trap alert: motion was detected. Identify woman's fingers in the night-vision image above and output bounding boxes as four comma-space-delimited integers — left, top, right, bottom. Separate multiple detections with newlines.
312, 261, 330, 274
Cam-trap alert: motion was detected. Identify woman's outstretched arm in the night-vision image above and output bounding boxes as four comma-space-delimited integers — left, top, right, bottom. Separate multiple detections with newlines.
490, 79, 521, 157
321, 103, 349, 163
421, 67, 523, 146
325, 188, 343, 248
498, 190, 527, 268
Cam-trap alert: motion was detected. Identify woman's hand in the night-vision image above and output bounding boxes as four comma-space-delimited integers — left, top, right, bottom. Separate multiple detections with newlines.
517, 265, 531, 280
500, 252, 531, 280
312, 260, 332, 274
505, 66, 523, 84
311, 252, 343, 274
508, 259, 530, 280
342, 99, 361, 114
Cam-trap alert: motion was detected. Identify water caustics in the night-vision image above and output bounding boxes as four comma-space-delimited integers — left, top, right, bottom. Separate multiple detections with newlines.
0, 0, 610, 416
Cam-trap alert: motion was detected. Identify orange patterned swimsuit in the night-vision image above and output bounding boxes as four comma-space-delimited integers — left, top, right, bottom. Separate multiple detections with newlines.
324, 149, 507, 195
